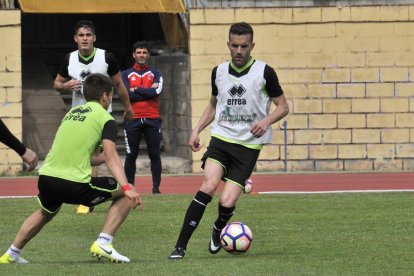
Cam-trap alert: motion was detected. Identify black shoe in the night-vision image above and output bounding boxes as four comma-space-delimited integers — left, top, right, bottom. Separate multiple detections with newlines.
152, 188, 161, 194
168, 247, 185, 260
208, 228, 222, 254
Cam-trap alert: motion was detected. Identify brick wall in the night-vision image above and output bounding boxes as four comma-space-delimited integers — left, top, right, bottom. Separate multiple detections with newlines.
189, 6, 414, 173
0, 10, 22, 175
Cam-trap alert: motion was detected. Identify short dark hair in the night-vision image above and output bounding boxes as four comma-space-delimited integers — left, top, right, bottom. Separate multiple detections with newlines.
74, 20, 95, 35
83, 73, 113, 102
229, 22, 254, 41
132, 41, 150, 53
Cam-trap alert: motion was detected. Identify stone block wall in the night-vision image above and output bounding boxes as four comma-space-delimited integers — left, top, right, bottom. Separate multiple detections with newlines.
152, 54, 192, 160
189, 6, 414, 172
0, 10, 22, 175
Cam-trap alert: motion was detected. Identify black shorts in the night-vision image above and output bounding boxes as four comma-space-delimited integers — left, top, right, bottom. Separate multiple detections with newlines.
201, 137, 260, 188
37, 175, 119, 213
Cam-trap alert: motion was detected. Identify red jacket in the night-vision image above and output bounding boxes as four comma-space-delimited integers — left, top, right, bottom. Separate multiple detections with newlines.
121, 64, 163, 118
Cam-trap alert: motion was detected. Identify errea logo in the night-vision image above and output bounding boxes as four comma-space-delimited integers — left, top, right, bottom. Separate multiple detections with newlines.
80, 70, 92, 81
227, 84, 247, 105
63, 106, 92, 122
228, 84, 246, 97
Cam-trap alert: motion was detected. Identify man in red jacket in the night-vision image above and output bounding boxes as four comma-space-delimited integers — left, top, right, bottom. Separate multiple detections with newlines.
121, 41, 164, 194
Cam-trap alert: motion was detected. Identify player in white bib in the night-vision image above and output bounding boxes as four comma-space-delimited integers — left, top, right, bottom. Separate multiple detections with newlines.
169, 22, 289, 260
53, 20, 133, 214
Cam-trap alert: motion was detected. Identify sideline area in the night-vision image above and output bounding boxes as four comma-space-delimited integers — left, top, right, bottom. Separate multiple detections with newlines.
1, 172, 414, 197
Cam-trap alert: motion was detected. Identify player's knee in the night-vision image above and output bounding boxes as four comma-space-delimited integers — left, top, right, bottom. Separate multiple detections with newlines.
200, 181, 219, 196
148, 151, 160, 160
219, 191, 239, 207
219, 197, 237, 208
126, 152, 139, 159
40, 209, 56, 222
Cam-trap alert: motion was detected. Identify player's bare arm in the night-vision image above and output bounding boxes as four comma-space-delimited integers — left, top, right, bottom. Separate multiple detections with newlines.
54, 74, 81, 93
189, 96, 217, 152
250, 94, 289, 137
110, 72, 134, 121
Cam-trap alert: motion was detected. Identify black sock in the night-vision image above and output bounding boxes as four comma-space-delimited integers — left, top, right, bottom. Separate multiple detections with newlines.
175, 191, 212, 249
213, 203, 235, 234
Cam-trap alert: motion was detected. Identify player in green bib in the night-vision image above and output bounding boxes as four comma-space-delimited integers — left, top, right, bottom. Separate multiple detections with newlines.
0, 73, 143, 264
39, 100, 114, 183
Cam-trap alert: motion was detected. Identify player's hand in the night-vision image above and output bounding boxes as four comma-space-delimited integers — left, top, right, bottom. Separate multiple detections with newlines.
188, 131, 202, 152
64, 80, 81, 92
21, 148, 38, 171
124, 108, 134, 122
124, 188, 144, 210
250, 118, 270, 138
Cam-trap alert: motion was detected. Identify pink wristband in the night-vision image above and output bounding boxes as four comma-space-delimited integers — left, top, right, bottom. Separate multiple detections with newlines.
121, 184, 131, 191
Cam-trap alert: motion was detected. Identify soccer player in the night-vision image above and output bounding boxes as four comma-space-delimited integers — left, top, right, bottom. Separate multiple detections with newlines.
168, 22, 289, 260
121, 41, 164, 194
54, 20, 133, 214
54, 20, 133, 118
0, 73, 143, 264
0, 119, 38, 171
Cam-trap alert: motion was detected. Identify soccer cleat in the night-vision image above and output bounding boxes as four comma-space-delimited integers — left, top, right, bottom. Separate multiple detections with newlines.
90, 241, 130, 263
244, 178, 253, 194
77, 205, 93, 214
152, 188, 161, 194
208, 229, 222, 254
168, 247, 186, 260
0, 253, 28, 264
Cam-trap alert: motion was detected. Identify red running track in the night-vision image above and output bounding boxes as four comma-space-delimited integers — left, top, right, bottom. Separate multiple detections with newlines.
0, 172, 414, 196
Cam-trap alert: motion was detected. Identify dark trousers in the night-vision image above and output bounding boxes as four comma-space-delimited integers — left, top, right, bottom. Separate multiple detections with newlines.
124, 118, 162, 188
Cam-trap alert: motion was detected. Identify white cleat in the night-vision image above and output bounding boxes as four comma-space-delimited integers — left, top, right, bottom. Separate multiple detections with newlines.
90, 242, 130, 263
0, 253, 29, 264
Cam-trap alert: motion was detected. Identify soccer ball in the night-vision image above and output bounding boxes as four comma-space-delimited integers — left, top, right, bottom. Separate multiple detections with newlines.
220, 222, 253, 254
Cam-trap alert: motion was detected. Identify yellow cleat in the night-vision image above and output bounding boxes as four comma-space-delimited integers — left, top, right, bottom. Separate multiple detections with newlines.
0, 253, 28, 264
90, 241, 130, 263
77, 205, 92, 214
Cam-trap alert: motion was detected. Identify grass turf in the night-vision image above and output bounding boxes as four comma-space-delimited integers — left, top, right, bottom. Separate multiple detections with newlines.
1, 192, 414, 275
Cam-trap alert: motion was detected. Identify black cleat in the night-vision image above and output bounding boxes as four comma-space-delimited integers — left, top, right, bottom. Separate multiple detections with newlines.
152, 188, 161, 194
168, 247, 186, 260
208, 229, 222, 254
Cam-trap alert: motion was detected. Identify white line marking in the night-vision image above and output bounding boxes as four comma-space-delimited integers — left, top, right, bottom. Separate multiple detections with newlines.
0, 196, 35, 199
258, 189, 414, 195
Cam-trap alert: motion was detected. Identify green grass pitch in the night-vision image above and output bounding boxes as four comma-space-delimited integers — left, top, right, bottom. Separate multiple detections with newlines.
1, 192, 414, 275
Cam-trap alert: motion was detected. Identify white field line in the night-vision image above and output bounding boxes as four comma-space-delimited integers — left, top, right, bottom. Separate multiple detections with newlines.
2, 189, 414, 198
0, 195, 36, 199
258, 189, 414, 195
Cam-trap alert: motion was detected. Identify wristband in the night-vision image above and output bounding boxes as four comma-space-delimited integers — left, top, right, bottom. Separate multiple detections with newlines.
121, 184, 131, 191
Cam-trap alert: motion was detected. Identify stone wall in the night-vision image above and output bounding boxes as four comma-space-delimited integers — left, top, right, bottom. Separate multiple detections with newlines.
189, 6, 414, 172
0, 10, 22, 175
187, 0, 414, 8
2, 5, 414, 175
152, 54, 192, 160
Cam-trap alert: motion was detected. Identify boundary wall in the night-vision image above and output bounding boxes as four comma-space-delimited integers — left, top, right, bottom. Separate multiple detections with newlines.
0, 10, 22, 174
2, 6, 414, 174
189, 5, 414, 172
